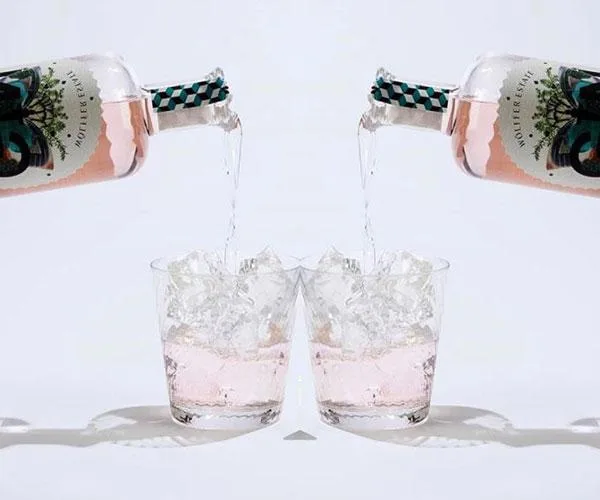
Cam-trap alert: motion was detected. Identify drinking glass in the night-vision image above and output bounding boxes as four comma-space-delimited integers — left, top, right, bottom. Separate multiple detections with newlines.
300, 249, 449, 430
152, 249, 300, 429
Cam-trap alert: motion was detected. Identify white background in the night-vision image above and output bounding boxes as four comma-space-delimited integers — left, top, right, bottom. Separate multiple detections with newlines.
1, 0, 600, 498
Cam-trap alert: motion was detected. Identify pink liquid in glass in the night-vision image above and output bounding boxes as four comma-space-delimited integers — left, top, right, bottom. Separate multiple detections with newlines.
163, 338, 290, 428
311, 340, 437, 429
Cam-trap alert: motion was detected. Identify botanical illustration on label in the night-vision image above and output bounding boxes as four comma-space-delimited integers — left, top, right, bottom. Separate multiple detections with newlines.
499, 59, 600, 189
0, 58, 101, 189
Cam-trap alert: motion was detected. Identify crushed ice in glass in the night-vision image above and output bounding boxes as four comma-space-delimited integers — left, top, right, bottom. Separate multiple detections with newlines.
303, 248, 439, 355
163, 248, 296, 356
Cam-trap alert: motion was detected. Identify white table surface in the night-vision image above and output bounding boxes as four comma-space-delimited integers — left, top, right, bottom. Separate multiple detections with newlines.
2, 0, 600, 497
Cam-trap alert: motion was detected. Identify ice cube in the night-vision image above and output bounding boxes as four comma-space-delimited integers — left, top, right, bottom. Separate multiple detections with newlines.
238, 247, 296, 347
345, 293, 386, 339
169, 250, 227, 277
374, 251, 433, 285
308, 248, 363, 315
371, 250, 436, 329
207, 293, 254, 338
316, 247, 361, 275
239, 247, 284, 275
167, 248, 297, 354
342, 251, 438, 352
166, 250, 228, 289
162, 250, 257, 353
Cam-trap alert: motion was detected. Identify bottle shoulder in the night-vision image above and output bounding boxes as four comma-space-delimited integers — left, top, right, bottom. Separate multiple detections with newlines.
73, 53, 143, 102
458, 53, 528, 102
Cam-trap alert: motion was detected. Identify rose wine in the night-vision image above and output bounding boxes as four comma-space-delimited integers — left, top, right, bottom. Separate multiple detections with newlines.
163, 337, 289, 427
0, 100, 148, 196
452, 98, 600, 196
311, 340, 437, 429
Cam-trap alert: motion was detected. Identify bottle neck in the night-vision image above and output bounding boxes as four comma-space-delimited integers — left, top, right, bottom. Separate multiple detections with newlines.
143, 68, 239, 135
362, 69, 457, 134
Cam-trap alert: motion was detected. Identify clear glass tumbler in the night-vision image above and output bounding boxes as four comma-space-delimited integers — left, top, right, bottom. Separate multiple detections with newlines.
151, 249, 300, 429
300, 249, 449, 430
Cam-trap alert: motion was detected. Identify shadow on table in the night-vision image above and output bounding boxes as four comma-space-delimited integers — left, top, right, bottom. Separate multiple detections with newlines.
349, 405, 600, 449
3, 405, 600, 450
0, 405, 254, 449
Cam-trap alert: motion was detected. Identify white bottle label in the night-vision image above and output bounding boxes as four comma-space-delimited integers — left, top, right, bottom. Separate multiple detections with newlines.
498, 59, 600, 189
0, 58, 102, 189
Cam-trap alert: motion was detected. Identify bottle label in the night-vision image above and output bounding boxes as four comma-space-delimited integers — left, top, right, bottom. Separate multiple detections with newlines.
0, 58, 102, 189
498, 59, 600, 189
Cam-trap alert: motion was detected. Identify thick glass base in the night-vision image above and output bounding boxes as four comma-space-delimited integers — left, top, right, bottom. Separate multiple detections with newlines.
170, 402, 281, 430
319, 402, 430, 431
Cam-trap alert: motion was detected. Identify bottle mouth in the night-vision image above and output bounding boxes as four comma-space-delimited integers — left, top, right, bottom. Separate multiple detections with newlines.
144, 68, 240, 133
360, 67, 457, 132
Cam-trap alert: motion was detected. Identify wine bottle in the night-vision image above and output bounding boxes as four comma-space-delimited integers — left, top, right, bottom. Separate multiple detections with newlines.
364, 54, 600, 197
0, 53, 238, 196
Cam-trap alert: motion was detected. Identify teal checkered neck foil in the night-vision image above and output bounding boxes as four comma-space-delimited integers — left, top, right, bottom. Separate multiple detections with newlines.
148, 69, 229, 113
371, 72, 451, 113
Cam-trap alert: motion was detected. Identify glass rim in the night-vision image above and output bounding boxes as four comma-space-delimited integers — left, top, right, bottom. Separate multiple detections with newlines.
298, 254, 450, 279
149, 253, 302, 278
149, 250, 449, 279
